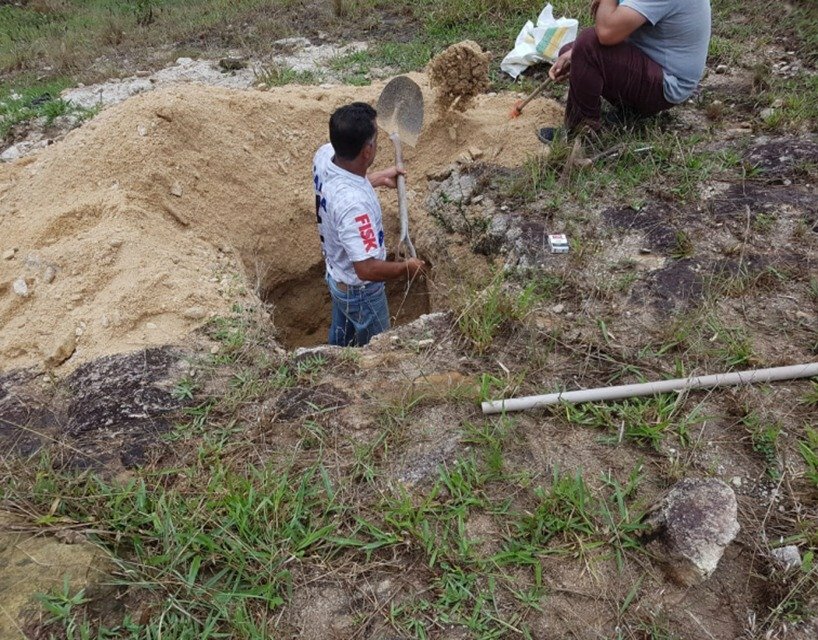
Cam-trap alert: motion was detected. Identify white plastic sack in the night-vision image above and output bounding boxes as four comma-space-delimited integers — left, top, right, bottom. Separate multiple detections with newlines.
500, 4, 579, 79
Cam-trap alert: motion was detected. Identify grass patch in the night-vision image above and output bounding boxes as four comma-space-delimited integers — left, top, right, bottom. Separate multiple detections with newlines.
503, 127, 742, 208
563, 393, 697, 449
455, 270, 544, 355
799, 426, 818, 490
742, 411, 782, 479
0, 78, 96, 139
254, 64, 320, 87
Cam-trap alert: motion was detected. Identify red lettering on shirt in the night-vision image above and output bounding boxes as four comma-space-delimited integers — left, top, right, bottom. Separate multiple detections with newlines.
355, 214, 378, 251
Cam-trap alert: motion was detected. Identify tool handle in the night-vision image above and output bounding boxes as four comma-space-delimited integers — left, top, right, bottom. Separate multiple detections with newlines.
390, 132, 416, 258
517, 78, 551, 113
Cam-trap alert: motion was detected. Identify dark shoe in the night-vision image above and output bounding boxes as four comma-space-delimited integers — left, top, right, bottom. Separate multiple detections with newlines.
537, 126, 564, 144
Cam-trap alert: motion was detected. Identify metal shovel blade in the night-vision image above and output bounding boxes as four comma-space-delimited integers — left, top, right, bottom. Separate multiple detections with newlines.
376, 76, 424, 147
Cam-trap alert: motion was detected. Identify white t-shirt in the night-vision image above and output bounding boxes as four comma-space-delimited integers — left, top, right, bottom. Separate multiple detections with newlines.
312, 143, 387, 286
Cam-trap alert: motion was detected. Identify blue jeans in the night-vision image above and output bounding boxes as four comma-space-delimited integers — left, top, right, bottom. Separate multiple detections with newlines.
326, 274, 390, 347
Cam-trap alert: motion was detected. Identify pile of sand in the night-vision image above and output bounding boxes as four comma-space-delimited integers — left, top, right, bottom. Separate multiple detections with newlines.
0, 73, 560, 371
429, 41, 492, 112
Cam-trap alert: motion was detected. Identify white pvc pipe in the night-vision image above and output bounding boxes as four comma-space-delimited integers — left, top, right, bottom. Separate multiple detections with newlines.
481, 363, 818, 415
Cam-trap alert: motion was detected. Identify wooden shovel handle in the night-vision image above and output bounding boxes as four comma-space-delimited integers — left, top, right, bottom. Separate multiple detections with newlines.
389, 132, 416, 258
517, 78, 551, 113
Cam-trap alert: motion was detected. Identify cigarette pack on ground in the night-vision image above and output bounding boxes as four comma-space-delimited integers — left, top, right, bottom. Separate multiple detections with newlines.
548, 234, 569, 253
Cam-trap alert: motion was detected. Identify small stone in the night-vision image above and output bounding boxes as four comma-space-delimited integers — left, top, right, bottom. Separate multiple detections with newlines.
219, 56, 248, 71
45, 333, 76, 368
109, 238, 123, 248
137, 124, 148, 137
416, 339, 435, 348
770, 546, 801, 571
182, 306, 208, 320
170, 181, 183, 197
771, 98, 784, 108
715, 64, 728, 74
12, 277, 29, 297
760, 107, 776, 119
551, 303, 565, 314
730, 476, 742, 487
75, 326, 84, 337
54, 529, 86, 545
146, 322, 158, 330
2, 248, 16, 260
210, 344, 221, 355
43, 266, 56, 283
100, 315, 110, 328
0, 144, 23, 162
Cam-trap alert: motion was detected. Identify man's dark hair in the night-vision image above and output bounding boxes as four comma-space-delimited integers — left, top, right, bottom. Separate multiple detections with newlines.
329, 102, 377, 161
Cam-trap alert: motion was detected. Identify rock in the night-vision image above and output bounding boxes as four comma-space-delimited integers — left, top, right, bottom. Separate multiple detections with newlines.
760, 107, 776, 119
770, 545, 801, 571
170, 181, 183, 197
137, 124, 148, 137
43, 265, 57, 283
715, 64, 728, 74
771, 98, 784, 108
551, 303, 565, 314
219, 56, 248, 71
109, 238, 123, 248
46, 333, 77, 368
642, 478, 740, 586
2, 248, 16, 260
0, 511, 112, 640
146, 322, 158, 330
210, 344, 221, 355
0, 144, 23, 162
182, 306, 208, 320
12, 277, 29, 297
54, 529, 87, 545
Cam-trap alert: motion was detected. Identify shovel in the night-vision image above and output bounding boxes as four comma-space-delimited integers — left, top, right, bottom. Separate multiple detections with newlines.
377, 76, 424, 259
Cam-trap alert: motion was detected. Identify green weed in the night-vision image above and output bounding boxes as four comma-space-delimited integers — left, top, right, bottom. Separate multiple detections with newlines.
798, 426, 818, 489
456, 271, 543, 355
255, 65, 319, 87
743, 411, 781, 479
564, 394, 695, 449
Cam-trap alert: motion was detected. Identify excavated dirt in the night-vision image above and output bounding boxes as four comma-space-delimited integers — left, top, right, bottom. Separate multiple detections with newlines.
429, 40, 492, 112
0, 73, 561, 371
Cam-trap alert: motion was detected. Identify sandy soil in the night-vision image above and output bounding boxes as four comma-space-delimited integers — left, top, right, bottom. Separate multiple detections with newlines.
0, 72, 561, 372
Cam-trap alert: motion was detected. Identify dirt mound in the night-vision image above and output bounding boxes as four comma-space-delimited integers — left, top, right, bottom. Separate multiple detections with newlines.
0, 75, 560, 371
429, 41, 492, 112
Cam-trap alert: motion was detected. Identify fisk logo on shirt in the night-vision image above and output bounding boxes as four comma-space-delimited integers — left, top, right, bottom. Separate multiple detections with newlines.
355, 214, 378, 251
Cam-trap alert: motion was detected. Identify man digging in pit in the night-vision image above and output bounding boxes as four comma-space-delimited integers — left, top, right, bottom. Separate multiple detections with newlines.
313, 102, 427, 347
539, 0, 711, 143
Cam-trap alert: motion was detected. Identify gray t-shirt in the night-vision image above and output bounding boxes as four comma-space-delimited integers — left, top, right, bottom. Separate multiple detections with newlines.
621, 0, 711, 103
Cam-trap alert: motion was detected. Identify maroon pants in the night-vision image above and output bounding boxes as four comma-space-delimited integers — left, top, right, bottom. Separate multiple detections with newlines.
562, 28, 673, 131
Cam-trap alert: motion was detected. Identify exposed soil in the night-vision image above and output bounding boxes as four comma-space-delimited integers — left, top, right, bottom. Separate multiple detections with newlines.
429, 40, 492, 112
1, 9, 817, 640
0, 72, 561, 372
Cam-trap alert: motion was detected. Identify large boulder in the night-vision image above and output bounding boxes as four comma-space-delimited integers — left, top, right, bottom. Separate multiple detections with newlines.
643, 478, 740, 586
0, 511, 112, 639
